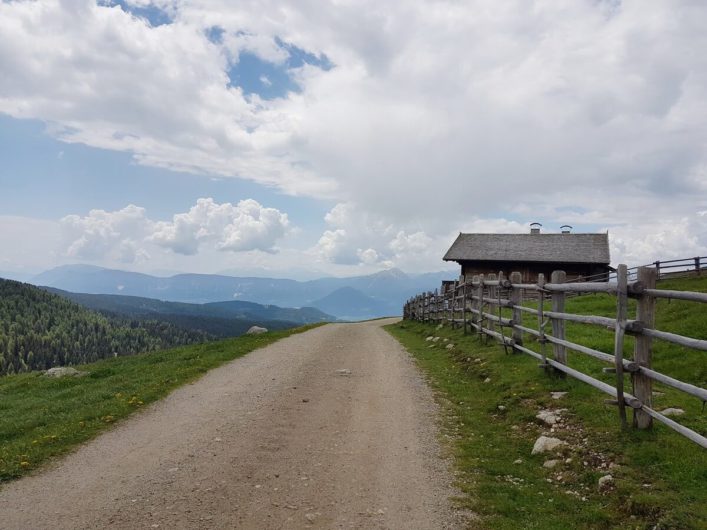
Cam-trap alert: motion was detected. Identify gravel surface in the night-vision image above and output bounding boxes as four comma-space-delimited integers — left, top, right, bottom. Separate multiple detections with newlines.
0, 319, 463, 529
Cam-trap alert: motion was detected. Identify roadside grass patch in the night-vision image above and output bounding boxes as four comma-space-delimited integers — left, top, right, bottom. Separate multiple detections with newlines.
0, 324, 322, 483
386, 276, 706, 529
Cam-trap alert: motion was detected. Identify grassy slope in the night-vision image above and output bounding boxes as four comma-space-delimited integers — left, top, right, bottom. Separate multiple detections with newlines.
387, 275, 706, 529
0, 324, 322, 483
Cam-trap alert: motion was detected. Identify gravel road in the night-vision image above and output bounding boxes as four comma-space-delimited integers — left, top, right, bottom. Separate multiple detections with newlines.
0, 319, 463, 529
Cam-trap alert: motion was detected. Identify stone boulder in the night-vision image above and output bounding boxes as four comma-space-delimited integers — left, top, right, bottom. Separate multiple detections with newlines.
660, 407, 684, 417
531, 436, 567, 455
44, 367, 87, 378
246, 326, 268, 335
598, 474, 614, 491
536, 409, 564, 426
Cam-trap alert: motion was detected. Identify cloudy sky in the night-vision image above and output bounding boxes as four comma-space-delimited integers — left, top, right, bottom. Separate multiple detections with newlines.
1, 0, 706, 279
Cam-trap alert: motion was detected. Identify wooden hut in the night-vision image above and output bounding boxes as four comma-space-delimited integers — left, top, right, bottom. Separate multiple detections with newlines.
443, 227, 611, 283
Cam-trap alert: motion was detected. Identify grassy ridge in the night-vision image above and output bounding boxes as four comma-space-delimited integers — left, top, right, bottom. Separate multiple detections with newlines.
0, 324, 322, 483
387, 275, 707, 529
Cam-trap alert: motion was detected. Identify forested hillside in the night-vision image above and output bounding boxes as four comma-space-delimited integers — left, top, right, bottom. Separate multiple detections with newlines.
0, 279, 212, 376
43, 288, 334, 335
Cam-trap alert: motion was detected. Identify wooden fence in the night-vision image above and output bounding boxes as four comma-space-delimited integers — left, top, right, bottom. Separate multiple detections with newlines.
403, 265, 707, 449
566, 255, 706, 283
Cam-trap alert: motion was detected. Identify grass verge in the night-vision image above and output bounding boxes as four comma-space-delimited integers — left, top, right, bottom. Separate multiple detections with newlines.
0, 324, 322, 483
386, 276, 706, 529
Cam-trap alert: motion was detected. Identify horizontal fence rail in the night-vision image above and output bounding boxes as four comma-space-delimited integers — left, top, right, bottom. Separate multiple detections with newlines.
403, 265, 707, 449
562, 256, 706, 284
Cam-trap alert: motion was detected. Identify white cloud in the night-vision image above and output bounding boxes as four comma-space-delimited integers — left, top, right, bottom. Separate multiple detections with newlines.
61, 204, 151, 262
316, 228, 353, 264
216, 199, 290, 253
2, 1, 707, 272
608, 214, 707, 267
356, 247, 380, 265
60, 198, 290, 263
149, 198, 290, 255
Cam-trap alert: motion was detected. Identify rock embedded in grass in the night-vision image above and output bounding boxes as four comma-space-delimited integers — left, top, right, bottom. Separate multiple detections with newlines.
660, 407, 685, 416
536, 409, 566, 426
597, 474, 614, 491
246, 326, 268, 335
44, 367, 88, 378
531, 436, 567, 455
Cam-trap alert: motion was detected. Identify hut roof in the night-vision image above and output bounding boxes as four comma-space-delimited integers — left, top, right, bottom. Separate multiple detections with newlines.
443, 233, 610, 264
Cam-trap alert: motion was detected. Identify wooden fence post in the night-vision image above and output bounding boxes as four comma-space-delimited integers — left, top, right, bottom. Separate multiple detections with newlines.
654, 260, 661, 278
462, 279, 468, 334
536, 273, 549, 371
510, 271, 523, 348
695, 257, 701, 276
614, 264, 629, 429
486, 273, 497, 337
476, 275, 484, 338
633, 266, 657, 429
551, 270, 567, 375
449, 280, 457, 329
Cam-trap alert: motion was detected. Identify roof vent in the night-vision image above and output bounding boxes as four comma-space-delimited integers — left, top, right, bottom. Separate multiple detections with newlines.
530, 222, 542, 234
560, 225, 573, 234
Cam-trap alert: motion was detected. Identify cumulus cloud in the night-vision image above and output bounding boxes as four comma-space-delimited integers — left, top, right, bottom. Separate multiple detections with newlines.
61, 204, 151, 262
2, 1, 707, 270
150, 198, 290, 255
315, 203, 395, 266
61, 198, 290, 262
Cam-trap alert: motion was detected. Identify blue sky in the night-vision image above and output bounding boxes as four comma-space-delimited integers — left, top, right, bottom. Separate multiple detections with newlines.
1, 0, 706, 278
0, 115, 330, 230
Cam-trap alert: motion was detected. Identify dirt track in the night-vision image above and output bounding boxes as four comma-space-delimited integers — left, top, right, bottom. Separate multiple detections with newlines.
0, 319, 462, 529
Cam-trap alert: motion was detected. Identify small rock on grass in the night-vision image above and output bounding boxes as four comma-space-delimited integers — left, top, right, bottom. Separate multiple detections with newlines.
44, 367, 87, 378
425, 336, 434, 341
543, 459, 560, 469
536, 409, 563, 425
550, 391, 567, 400
531, 436, 567, 455
446, 344, 455, 350
598, 474, 614, 491
660, 407, 684, 416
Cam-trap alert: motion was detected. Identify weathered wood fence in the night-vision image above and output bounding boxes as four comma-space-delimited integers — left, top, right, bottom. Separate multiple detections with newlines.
403, 265, 707, 449
572, 255, 706, 283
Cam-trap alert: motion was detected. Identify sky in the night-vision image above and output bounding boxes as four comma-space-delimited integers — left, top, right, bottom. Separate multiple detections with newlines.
1, 0, 706, 279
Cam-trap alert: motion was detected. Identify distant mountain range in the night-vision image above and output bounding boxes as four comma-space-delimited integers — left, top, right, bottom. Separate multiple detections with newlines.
29, 265, 455, 319
43, 288, 334, 337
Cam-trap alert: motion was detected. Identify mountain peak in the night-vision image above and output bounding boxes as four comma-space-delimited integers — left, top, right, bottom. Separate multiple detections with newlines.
372, 268, 408, 280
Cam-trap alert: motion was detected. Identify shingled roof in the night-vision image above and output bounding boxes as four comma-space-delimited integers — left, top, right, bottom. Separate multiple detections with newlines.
443, 233, 610, 264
